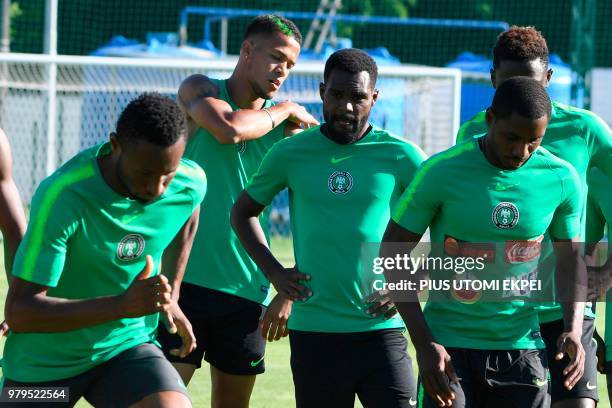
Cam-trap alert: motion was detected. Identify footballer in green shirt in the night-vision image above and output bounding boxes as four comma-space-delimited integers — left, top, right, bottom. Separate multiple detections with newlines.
455, 26, 611, 407
2, 93, 206, 407
585, 166, 612, 403
385, 77, 586, 408
155, 15, 319, 408
232, 49, 426, 407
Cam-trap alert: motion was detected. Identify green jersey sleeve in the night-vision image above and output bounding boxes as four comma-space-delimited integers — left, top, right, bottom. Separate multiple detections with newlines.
392, 159, 443, 234
398, 142, 428, 190
12, 180, 79, 287
549, 165, 582, 240
455, 110, 488, 144
584, 110, 612, 180
181, 158, 207, 211
246, 141, 289, 206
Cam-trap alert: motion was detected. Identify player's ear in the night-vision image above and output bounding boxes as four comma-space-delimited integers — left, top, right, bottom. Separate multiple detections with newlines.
319, 82, 325, 102
109, 132, 122, 155
490, 68, 496, 88
371, 88, 379, 105
545, 68, 553, 85
241, 39, 253, 61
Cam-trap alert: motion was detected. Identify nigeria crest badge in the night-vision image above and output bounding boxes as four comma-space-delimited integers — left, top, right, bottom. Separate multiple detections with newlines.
492, 202, 519, 229
117, 234, 145, 260
328, 171, 353, 194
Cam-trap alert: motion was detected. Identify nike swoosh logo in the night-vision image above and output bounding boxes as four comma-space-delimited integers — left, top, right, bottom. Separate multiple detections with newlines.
586, 381, 596, 390
409, 398, 417, 406
250, 356, 265, 367
331, 156, 352, 164
494, 183, 519, 191
121, 214, 141, 224
533, 378, 548, 387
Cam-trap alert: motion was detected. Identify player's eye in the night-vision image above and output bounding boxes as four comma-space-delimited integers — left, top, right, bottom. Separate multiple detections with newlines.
505, 134, 519, 142
529, 138, 542, 145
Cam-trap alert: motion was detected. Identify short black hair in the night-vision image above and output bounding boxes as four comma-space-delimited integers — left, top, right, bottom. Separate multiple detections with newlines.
116, 92, 186, 147
493, 26, 549, 69
243, 14, 302, 46
323, 48, 378, 86
491, 77, 551, 120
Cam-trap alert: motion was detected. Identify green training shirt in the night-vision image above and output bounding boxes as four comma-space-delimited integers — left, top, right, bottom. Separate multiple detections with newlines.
456, 101, 612, 322
247, 125, 426, 332
182, 78, 285, 304
3, 143, 206, 382
585, 167, 612, 361
392, 139, 582, 350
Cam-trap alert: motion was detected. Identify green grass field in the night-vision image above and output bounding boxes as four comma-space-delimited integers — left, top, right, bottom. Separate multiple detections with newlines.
0, 237, 608, 407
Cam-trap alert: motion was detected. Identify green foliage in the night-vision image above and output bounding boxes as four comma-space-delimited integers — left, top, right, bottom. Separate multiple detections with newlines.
9, 1, 22, 39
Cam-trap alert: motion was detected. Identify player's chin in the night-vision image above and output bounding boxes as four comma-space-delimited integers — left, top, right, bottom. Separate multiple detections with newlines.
504, 158, 526, 169
265, 89, 279, 99
134, 193, 158, 203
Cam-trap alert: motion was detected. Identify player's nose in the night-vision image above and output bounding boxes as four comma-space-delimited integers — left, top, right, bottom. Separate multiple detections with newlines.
511, 143, 530, 160
146, 178, 166, 198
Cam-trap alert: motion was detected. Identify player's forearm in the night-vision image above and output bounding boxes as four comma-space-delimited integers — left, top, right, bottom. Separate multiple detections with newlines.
556, 254, 586, 333
219, 103, 292, 143
231, 211, 285, 280
3, 237, 21, 282
553, 239, 587, 332
396, 302, 437, 353
0, 182, 27, 280
161, 207, 200, 300
5, 293, 124, 333
560, 301, 584, 334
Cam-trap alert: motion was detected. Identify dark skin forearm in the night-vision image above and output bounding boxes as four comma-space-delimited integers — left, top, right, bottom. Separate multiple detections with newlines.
230, 191, 285, 278
381, 220, 457, 406
6, 256, 171, 333
161, 207, 200, 300
381, 220, 434, 350
5, 278, 122, 332
554, 238, 586, 333
231, 191, 310, 300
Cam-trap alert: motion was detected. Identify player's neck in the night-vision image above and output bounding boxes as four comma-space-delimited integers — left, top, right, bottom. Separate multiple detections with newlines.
226, 73, 266, 110
480, 135, 507, 170
97, 154, 130, 198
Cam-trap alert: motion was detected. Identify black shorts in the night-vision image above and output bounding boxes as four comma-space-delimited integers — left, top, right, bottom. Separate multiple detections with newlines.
541, 317, 598, 403
0, 343, 188, 408
289, 328, 417, 408
157, 283, 267, 376
419, 348, 549, 408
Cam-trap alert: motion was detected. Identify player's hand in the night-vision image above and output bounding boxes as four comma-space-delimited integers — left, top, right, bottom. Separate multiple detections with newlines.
594, 329, 606, 374
267, 266, 312, 302
261, 294, 292, 341
160, 303, 197, 358
284, 121, 304, 137
365, 290, 397, 319
417, 342, 458, 407
0, 320, 9, 337
556, 330, 585, 390
118, 255, 172, 318
284, 102, 319, 129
